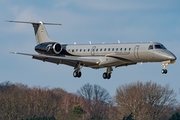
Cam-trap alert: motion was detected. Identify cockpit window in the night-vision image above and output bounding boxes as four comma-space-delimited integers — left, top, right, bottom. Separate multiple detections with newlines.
148, 45, 153, 50
155, 44, 166, 49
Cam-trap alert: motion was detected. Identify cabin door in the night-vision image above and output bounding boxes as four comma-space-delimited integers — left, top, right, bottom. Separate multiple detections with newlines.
91, 46, 96, 56
134, 45, 140, 59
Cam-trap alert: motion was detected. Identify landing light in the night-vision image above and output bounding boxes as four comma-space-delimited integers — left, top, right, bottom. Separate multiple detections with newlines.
96, 61, 100, 64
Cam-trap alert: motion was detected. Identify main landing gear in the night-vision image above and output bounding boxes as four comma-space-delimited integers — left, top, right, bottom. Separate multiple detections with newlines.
103, 67, 113, 79
73, 63, 82, 78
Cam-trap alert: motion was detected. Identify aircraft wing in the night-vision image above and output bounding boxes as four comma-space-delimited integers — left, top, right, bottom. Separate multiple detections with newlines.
11, 52, 100, 67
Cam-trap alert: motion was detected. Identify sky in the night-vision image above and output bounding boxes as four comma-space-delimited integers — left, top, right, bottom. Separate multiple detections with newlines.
0, 0, 180, 99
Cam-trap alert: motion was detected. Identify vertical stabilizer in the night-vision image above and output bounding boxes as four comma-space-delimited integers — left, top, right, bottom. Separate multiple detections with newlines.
32, 21, 52, 44
6, 20, 61, 44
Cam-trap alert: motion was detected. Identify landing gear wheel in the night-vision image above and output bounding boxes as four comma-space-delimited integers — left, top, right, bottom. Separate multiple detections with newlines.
77, 71, 82, 78
161, 69, 168, 74
107, 73, 111, 79
73, 71, 82, 78
103, 72, 107, 79
102, 72, 111, 79
73, 71, 78, 77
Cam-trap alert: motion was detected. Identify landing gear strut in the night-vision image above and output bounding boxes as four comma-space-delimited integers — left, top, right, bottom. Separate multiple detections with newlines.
103, 67, 113, 79
73, 63, 82, 78
161, 61, 168, 74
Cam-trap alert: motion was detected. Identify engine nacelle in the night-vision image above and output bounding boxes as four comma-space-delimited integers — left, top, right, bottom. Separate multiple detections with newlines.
35, 42, 62, 55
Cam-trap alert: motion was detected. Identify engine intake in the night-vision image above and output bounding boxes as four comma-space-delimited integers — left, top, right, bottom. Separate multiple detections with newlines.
35, 42, 62, 55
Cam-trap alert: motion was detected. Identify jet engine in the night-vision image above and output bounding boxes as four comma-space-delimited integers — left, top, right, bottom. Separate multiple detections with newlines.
35, 42, 62, 55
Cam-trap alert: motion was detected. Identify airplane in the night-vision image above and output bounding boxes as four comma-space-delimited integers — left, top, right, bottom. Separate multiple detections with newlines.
7, 20, 177, 79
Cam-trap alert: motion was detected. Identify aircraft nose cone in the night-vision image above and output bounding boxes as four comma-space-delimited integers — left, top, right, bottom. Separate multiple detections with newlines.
168, 53, 177, 60
172, 55, 177, 60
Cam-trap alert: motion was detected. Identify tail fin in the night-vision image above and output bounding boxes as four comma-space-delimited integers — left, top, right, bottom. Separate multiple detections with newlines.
6, 20, 61, 44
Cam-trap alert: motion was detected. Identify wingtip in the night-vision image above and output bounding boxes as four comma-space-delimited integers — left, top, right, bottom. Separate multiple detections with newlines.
5, 20, 10, 22
10, 52, 17, 54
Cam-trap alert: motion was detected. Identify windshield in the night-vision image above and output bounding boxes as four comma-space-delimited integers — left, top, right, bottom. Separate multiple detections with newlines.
148, 45, 153, 50
155, 44, 166, 49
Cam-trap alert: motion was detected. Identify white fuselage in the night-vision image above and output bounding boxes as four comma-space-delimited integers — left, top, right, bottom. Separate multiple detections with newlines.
61, 42, 176, 68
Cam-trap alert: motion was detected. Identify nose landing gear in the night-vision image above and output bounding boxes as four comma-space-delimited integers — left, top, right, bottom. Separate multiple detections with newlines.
161, 60, 176, 74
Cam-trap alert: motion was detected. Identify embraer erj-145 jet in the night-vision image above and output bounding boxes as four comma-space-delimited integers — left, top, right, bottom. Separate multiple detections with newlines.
7, 20, 177, 79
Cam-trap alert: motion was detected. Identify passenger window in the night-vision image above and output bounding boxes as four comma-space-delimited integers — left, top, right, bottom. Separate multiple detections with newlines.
129, 48, 131, 51
108, 48, 110, 51
124, 48, 126, 51
100, 48, 102, 51
148, 45, 153, 50
88, 49, 90, 52
104, 48, 106, 51
72, 49, 74, 52
120, 48, 122, 51
84, 49, 86, 52
80, 49, 82, 52
116, 48, 118, 51
96, 49, 98, 51
112, 48, 114, 51
76, 49, 78, 52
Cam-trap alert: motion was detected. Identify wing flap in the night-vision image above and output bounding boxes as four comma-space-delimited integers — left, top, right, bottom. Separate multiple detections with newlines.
11, 52, 100, 67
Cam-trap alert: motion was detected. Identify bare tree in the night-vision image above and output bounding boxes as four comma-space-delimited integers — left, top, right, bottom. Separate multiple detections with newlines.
115, 81, 177, 120
77, 83, 112, 120
0, 82, 29, 119
0, 81, 68, 119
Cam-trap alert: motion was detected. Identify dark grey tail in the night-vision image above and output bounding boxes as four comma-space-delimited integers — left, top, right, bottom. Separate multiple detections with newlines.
6, 20, 61, 44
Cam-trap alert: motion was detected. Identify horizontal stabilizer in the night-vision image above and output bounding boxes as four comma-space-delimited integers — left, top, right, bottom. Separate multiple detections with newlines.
7, 20, 62, 44
6, 20, 62, 25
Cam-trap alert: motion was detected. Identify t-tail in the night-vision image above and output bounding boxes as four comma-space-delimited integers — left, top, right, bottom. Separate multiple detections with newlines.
6, 20, 61, 44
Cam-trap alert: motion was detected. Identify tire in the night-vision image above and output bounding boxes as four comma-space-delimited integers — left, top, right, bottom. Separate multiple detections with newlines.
78, 71, 82, 78
107, 73, 111, 79
161, 69, 165, 74
103, 72, 107, 79
73, 71, 77, 77
162, 69, 168, 74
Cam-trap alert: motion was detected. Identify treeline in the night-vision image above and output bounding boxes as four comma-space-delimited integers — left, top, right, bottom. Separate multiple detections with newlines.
0, 81, 180, 120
